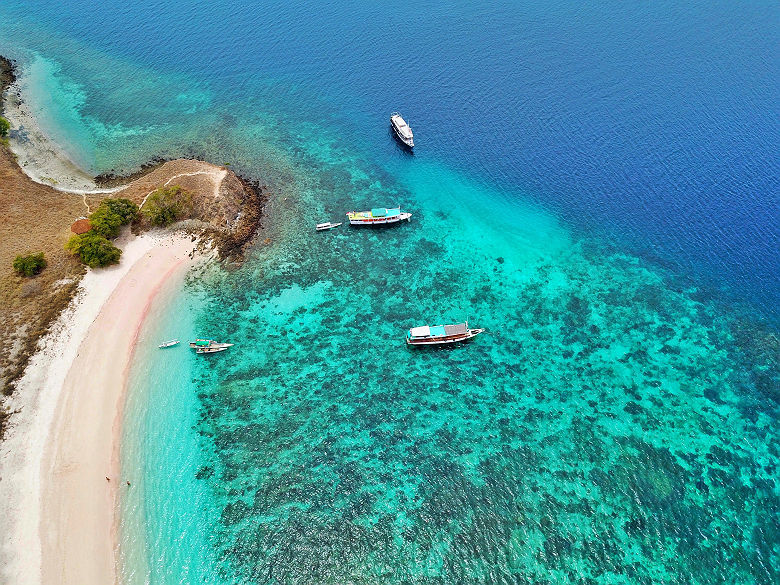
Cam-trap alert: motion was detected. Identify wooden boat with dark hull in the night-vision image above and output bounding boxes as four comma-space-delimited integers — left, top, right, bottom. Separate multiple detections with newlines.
406, 322, 485, 346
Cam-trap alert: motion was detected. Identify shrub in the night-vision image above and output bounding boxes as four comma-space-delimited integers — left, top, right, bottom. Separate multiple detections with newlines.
0, 116, 9, 138
65, 232, 121, 268
13, 252, 46, 276
88, 204, 123, 239
101, 197, 139, 224
142, 186, 192, 227
88, 198, 139, 238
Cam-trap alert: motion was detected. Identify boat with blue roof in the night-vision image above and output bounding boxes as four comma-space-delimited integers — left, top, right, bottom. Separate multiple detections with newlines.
346, 207, 411, 226
406, 322, 485, 346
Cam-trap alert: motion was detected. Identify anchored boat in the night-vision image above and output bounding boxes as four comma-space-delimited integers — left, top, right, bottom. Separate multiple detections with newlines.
390, 112, 414, 148
406, 322, 484, 346
189, 339, 234, 354
195, 345, 231, 354
158, 339, 180, 348
346, 207, 411, 226
316, 221, 342, 231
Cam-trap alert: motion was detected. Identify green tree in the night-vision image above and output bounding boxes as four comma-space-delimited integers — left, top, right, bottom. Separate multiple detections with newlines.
0, 116, 9, 138
65, 232, 121, 268
88, 204, 123, 239
101, 197, 139, 224
88, 198, 139, 238
142, 186, 192, 227
13, 252, 47, 277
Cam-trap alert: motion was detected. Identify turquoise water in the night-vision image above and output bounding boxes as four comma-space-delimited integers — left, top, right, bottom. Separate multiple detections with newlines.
1, 1, 778, 582
120, 154, 779, 583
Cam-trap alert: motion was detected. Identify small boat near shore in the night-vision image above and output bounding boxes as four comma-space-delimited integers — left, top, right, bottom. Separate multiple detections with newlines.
390, 112, 414, 148
189, 339, 234, 354
158, 339, 180, 348
195, 345, 231, 354
406, 322, 485, 346
346, 207, 412, 226
316, 221, 342, 231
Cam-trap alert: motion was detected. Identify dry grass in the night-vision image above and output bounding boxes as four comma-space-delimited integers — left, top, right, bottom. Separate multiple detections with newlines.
0, 148, 266, 435
0, 145, 98, 398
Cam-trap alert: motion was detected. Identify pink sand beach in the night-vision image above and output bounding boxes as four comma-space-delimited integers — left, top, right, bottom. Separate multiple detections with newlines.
0, 233, 197, 585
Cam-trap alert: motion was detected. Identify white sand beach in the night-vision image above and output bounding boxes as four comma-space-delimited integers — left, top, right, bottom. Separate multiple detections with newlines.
0, 232, 197, 585
2, 66, 106, 194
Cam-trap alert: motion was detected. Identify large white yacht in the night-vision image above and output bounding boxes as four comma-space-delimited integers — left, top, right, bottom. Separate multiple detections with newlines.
390, 112, 414, 148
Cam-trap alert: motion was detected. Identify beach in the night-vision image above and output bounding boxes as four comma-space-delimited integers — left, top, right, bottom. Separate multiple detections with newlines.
0, 51, 264, 582
1, 1, 778, 582
0, 232, 196, 585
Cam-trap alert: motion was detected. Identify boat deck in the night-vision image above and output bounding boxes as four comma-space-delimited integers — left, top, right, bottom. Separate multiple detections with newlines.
348, 208, 401, 220
406, 322, 482, 345
409, 323, 468, 338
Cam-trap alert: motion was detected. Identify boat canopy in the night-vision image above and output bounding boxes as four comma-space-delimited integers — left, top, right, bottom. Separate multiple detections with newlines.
409, 326, 431, 338
391, 114, 413, 138
409, 323, 468, 338
369, 208, 401, 218
429, 325, 447, 336
444, 323, 468, 336
195, 339, 211, 346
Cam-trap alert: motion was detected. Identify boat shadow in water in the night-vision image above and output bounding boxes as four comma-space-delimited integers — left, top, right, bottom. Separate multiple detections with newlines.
405, 340, 481, 352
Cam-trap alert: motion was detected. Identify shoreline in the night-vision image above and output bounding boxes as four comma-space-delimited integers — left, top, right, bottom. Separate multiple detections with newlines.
0, 54, 267, 396
2, 55, 162, 195
0, 232, 199, 585
0, 54, 123, 194
2, 74, 108, 194
0, 54, 266, 585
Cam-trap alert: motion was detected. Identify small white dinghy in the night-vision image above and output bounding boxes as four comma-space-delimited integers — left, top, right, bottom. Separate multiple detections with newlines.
158, 339, 180, 348
316, 221, 342, 231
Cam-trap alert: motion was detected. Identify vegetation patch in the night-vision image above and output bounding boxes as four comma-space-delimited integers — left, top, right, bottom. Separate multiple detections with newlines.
13, 252, 46, 277
142, 185, 192, 226
65, 232, 121, 268
88, 205, 124, 239
64, 198, 138, 267
101, 197, 140, 224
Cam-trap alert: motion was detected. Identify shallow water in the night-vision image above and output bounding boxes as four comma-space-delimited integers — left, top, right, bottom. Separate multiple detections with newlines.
1, 0, 778, 582
122, 154, 778, 583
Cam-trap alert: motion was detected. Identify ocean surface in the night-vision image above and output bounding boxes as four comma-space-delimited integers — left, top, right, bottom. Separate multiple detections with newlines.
1, 1, 778, 583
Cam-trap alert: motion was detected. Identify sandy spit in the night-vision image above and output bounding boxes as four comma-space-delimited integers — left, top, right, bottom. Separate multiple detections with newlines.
0, 231, 198, 585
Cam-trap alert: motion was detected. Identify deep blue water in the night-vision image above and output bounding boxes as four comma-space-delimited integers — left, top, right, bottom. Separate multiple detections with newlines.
1, 0, 778, 323
1, 1, 779, 583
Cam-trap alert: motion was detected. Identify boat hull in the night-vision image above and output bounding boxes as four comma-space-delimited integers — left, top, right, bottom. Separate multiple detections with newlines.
196, 346, 230, 354
189, 339, 233, 351
390, 113, 414, 148
158, 340, 180, 348
347, 212, 412, 225
316, 222, 342, 231
391, 124, 414, 148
